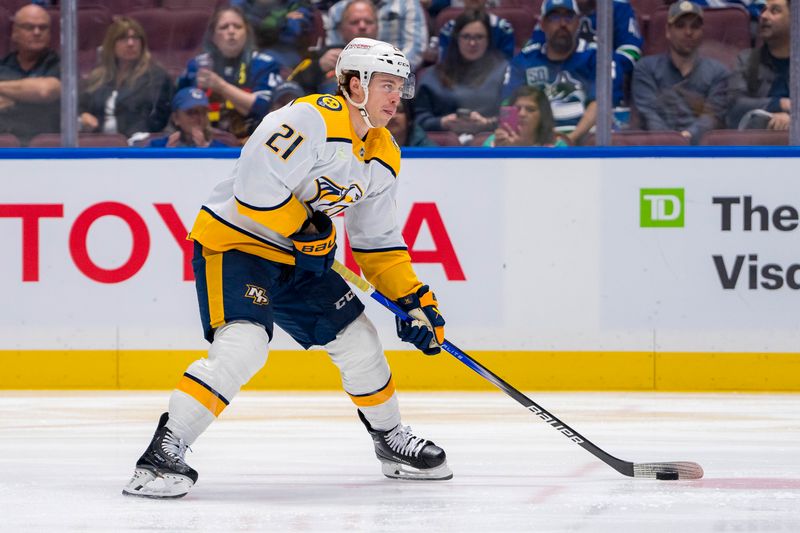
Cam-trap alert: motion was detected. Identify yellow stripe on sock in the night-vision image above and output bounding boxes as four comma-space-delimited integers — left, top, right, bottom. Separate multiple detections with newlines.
176, 373, 228, 416
203, 247, 225, 329
348, 376, 396, 407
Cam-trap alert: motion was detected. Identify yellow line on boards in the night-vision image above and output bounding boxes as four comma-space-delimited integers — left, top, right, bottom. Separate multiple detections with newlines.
0, 350, 798, 391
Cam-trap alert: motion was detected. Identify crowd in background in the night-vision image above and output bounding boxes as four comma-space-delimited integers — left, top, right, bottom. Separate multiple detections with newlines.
0, 0, 793, 148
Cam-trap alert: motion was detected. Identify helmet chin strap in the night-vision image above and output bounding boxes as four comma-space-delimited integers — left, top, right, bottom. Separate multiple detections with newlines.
342, 87, 378, 130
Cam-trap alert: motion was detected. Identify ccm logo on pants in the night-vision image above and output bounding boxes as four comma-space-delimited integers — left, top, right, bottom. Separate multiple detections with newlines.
335, 290, 355, 310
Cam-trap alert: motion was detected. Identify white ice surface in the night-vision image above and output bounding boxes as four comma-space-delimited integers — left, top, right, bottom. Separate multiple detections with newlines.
0, 391, 798, 532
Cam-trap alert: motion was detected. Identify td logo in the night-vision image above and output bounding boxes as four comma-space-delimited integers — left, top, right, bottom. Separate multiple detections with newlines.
640, 188, 684, 228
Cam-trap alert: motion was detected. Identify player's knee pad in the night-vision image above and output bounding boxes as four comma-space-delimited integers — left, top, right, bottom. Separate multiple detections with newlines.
326, 312, 390, 394
186, 320, 269, 401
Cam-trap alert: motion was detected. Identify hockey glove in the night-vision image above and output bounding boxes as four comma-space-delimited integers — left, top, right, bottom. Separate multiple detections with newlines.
290, 210, 337, 275
395, 285, 445, 355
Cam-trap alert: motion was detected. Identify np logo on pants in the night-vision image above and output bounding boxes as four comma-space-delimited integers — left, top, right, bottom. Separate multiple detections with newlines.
640, 188, 684, 228
245, 284, 269, 305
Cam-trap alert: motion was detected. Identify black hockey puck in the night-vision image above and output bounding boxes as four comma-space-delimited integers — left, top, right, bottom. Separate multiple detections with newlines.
656, 471, 679, 480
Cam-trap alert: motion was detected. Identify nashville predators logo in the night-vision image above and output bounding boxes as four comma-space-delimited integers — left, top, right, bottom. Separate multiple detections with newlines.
317, 95, 342, 111
244, 284, 269, 305
304, 176, 363, 216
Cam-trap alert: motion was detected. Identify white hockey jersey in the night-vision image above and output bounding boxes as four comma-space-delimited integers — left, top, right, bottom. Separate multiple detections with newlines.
188, 94, 422, 300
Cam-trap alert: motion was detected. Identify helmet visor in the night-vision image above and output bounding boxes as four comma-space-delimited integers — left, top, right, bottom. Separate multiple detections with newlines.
401, 73, 415, 99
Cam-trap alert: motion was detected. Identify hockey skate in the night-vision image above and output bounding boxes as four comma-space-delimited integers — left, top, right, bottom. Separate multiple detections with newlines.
122, 412, 198, 499
358, 410, 453, 480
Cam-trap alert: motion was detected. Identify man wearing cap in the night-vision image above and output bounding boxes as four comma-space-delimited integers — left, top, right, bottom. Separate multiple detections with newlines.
727, 0, 791, 130
632, 0, 729, 144
148, 88, 232, 148
526, 0, 643, 76
502, 0, 624, 145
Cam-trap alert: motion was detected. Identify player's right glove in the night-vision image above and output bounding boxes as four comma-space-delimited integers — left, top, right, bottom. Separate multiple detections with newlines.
395, 285, 445, 355
290, 210, 337, 276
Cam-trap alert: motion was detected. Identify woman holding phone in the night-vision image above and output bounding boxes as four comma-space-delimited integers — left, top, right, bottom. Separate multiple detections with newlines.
485, 86, 567, 147
413, 10, 507, 137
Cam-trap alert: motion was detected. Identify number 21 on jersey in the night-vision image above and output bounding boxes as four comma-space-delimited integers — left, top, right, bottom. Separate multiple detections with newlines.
265, 123, 305, 160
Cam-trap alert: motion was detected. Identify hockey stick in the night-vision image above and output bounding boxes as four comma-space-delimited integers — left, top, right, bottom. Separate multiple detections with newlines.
332, 260, 704, 480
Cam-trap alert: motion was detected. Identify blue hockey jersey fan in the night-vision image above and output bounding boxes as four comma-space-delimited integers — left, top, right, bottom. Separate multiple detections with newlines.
502, 38, 624, 135
527, 0, 642, 75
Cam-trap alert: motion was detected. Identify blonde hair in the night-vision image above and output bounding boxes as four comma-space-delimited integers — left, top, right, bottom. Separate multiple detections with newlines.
86, 17, 153, 92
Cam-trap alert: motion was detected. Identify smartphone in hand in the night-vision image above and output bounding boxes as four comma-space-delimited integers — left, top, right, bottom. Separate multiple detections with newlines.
456, 108, 472, 119
499, 106, 520, 133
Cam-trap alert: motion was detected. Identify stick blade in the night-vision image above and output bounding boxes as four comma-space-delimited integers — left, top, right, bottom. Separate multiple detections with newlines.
633, 461, 704, 480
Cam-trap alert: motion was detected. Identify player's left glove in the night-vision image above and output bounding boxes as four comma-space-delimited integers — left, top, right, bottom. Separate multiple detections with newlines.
395, 285, 445, 355
290, 210, 337, 276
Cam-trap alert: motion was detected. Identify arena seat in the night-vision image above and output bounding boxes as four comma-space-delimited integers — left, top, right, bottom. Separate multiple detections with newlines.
629, 0, 670, 19
126, 8, 210, 79
106, 0, 159, 15
582, 130, 691, 146
426, 131, 462, 146
161, 0, 218, 12
0, 6, 11, 59
45, 8, 113, 77
643, 6, 751, 57
28, 133, 129, 148
700, 129, 790, 146
498, 0, 541, 13
0, 134, 21, 148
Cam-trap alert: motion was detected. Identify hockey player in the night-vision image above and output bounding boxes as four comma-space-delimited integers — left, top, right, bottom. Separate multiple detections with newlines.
122, 38, 451, 499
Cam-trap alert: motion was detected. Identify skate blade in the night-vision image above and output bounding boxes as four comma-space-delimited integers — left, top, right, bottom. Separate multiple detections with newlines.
381, 460, 453, 481
122, 468, 194, 499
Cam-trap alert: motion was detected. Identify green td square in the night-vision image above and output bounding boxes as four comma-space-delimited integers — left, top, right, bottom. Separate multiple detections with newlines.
640, 188, 684, 228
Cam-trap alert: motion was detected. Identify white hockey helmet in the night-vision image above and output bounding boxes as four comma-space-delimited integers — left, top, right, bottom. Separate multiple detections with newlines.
335, 37, 415, 100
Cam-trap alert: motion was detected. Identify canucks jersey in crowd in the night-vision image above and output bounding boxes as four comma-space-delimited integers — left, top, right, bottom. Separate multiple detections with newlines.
437, 12, 515, 60
189, 93, 421, 301
502, 39, 624, 132
526, 0, 642, 75
178, 50, 283, 138
693, 0, 765, 19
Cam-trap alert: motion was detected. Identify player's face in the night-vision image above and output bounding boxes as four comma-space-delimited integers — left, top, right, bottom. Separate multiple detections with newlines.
11, 6, 51, 55
366, 73, 404, 128
386, 104, 409, 144
667, 14, 703, 57
213, 10, 247, 58
760, 0, 790, 42
114, 28, 143, 63
457, 21, 489, 62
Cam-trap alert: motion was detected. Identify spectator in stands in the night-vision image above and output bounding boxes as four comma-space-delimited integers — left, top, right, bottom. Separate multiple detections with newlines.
413, 10, 507, 135
289, 0, 378, 95
387, 98, 436, 146
78, 17, 172, 139
178, 6, 283, 139
485, 85, 566, 147
0, 4, 60, 146
727, 0, 791, 130
632, 1, 729, 144
526, 0, 643, 76
231, 0, 316, 73
503, 0, 624, 145
436, 0, 515, 60
269, 80, 307, 112
326, 0, 429, 69
147, 88, 231, 148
